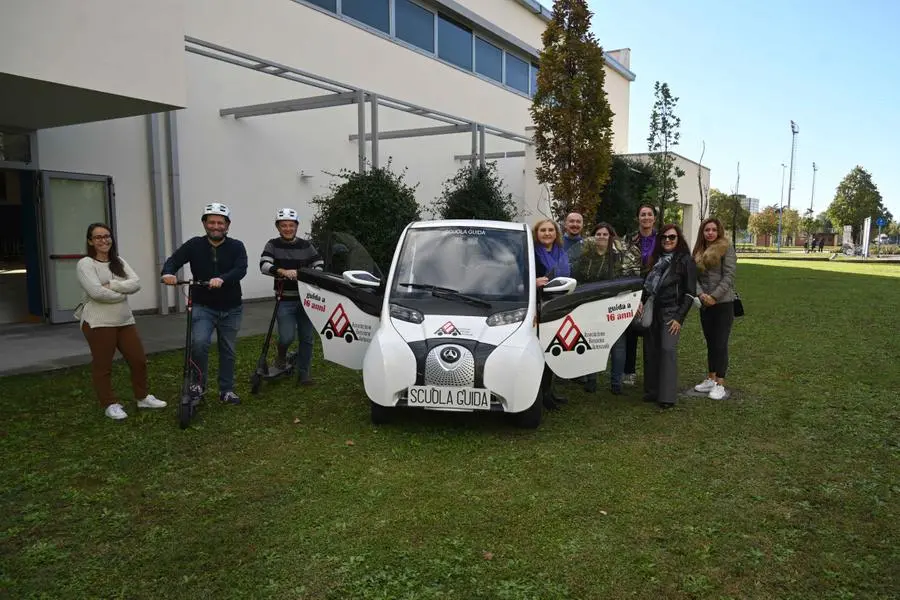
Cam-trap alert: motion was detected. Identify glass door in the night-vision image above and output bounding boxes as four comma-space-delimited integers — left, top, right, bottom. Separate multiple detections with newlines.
40, 172, 113, 323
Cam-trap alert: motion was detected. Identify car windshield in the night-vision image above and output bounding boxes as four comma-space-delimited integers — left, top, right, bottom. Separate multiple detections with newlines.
390, 226, 529, 312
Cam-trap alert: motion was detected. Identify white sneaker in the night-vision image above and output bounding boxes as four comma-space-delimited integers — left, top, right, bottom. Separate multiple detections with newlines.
137, 394, 167, 409
623, 374, 636, 386
105, 403, 128, 420
709, 384, 727, 400
694, 378, 716, 393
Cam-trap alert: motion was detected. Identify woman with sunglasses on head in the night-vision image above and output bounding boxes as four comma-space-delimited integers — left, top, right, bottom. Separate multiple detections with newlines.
573, 222, 640, 394
76, 223, 165, 420
532, 218, 570, 410
636, 224, 697, 409
691, 218, 737, 400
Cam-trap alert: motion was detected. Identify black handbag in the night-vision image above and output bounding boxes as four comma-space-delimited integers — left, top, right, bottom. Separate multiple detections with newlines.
733, 293, 745, 317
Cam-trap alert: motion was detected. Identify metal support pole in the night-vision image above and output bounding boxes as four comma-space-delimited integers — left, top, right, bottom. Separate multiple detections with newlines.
370, 94, 379, 170
479, 125, 486, 170
357, 90, 366, 173
777, 163, 786, 252
147, 114, 168, 315
809, 161, 817, 214
470, 123, 478, 170
165, 111, 185, 312
785, 122, 799, 248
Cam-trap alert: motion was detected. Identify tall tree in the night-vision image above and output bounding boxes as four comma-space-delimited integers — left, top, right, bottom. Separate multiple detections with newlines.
531, 0, 614, 224
781, 208, 801, 241
646, 81, 685, 228
800, 215, 820, 240
708, 188, 750, 239
431, 162, 517, 222
826, 166, 888, 242
748, 206, 778, 245
594, 156, 654, 236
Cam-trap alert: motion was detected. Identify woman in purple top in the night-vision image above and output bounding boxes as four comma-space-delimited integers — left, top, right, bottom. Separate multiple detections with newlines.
623, 203, 657, 386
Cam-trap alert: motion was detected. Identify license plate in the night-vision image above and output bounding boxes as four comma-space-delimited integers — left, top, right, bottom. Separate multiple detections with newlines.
406, 386, 492, 411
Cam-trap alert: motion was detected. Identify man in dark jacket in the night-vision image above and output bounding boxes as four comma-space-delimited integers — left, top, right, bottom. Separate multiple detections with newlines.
161, 202, 248, 405
259, 208, 324, 385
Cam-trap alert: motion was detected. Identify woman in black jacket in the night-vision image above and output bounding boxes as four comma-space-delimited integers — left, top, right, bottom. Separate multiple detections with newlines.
636, 224, 697, 409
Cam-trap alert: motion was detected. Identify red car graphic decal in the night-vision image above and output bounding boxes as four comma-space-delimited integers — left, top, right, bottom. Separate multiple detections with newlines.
545, 315, 591, 356
321, 303, 358, 343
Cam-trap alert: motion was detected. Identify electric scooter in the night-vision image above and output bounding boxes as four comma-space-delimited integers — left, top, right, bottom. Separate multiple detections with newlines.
176, 280, 208, 429
250, 278, 296, 394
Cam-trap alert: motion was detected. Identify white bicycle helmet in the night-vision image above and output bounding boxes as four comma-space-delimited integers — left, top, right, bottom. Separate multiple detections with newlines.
203, 202, 231, 221
275, 208, 299, 223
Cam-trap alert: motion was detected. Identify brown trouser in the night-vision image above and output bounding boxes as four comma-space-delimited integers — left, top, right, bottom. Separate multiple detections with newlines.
81, 323, 148, 406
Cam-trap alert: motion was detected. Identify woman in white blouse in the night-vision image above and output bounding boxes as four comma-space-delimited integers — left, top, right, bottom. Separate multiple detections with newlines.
76, 223, 165, 420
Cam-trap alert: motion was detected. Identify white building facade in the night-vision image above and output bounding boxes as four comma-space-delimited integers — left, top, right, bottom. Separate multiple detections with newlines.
0, 0, 635, 324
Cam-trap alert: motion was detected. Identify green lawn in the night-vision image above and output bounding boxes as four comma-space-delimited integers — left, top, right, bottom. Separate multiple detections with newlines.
1, 262, 898, 599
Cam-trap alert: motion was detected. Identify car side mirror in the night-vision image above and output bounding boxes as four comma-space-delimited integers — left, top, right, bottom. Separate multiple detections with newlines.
343, 270, 381, 288
543, 276, 576, 294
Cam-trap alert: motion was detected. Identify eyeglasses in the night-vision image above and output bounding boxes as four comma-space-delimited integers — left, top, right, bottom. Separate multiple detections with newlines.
661, 234, 678, 241
92, 235, 112, 241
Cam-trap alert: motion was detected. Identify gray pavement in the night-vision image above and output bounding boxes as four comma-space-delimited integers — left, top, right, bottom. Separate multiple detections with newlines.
0, 300, 275, 377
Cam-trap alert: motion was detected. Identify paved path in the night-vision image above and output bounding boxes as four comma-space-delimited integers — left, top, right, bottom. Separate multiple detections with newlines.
0, 301, 275, 377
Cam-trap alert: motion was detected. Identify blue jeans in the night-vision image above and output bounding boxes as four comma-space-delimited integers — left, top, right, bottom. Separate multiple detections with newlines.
586, 334, 626, 388
276, 299, 315, 379
191, 304, 243, 393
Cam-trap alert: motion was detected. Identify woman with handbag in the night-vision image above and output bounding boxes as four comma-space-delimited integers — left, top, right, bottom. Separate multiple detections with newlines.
636, 224, 697, 409
532, 219, 570, 410
573, 223, 640, 394
76, 223, 165, 420
691, 218, 738, 400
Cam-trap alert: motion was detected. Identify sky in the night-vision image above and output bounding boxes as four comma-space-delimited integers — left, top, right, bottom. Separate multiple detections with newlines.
539, 0, 900, 220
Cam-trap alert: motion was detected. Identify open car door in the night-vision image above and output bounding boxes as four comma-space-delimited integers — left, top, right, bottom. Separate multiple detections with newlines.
538, 277, 644, 379
297, 232, 383, 370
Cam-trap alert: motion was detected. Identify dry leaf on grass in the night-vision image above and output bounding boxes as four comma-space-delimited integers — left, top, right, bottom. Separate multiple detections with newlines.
346, 440, 355, 446
292, 417, 301, 424
482, 551, 494, 560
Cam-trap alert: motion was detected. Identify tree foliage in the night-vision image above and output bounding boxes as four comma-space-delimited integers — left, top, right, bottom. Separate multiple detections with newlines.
593, 156, 654, 236
530, 0, 614, 224
748, 206, 778, 244
800, 216, 820, 239
781, 208, 801, 239
708, 189, 750, 236
825, 166, 890, 242
647, 81, 685, 228
310, 161, 420, 274
431, 162, 517, 222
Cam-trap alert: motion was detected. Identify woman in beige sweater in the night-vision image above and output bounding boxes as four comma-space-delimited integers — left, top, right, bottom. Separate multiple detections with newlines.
76, 223, 165, 420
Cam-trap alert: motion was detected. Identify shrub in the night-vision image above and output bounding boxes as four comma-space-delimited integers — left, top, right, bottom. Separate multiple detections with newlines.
309, 160, 420, 275
431, 162, 518, 222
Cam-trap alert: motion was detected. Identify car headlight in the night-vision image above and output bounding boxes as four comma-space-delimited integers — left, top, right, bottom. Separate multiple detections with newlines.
486, 307, 527, 327
390, 303, 424, 324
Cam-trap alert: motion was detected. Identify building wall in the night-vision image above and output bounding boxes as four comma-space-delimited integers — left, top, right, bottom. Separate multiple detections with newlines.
32, 0, 633, 312
0, 0, 185, 108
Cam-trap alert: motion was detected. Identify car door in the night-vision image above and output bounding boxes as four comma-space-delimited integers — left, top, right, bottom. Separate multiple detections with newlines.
297, 233, 383, 371
538, 277, 644, 379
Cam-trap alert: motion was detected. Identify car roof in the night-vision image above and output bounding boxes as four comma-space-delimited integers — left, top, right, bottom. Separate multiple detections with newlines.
408, 220, 528, 232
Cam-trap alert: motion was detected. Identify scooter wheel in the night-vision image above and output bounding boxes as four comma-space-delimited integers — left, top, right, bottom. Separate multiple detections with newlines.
178, 394, 193, 430
250, 372, 263, 395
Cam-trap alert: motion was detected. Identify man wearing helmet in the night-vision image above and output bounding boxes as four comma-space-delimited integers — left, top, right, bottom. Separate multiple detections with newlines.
161, 203, 248, 404
259, 208, 324, 385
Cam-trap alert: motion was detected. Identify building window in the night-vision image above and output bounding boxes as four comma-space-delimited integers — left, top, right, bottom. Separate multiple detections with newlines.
395, 0, 434, 53
342, 0, 389, 34
530, 64, 538, 96
475, 37, 503, 82
505, 53, 529, 94
305, 0, 336, 12
0, 130, 32, 163
438, 14, 473, 71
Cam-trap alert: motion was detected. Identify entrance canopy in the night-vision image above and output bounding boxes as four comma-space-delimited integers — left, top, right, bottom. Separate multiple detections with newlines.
184, 37, 532, 172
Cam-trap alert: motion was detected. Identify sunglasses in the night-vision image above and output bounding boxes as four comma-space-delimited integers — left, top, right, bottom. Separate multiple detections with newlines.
661, 234, 678, 241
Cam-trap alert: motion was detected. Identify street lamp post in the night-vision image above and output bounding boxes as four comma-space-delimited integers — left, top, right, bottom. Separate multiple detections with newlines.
784, 121, 799, 248
809, 161, 818, 214
777, 163, 786, 252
